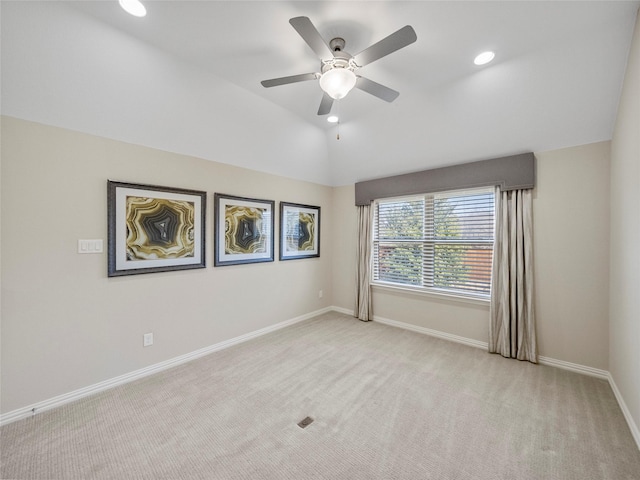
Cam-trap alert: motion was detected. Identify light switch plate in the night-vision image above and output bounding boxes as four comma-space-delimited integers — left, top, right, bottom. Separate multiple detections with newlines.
78, 239, 103, 254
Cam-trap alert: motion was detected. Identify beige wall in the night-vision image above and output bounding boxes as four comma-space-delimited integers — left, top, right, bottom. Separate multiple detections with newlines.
534, 142, 611, 369
0, 116, 333, 414
610, 9, 640, 442
331, 142, 612, 370
330, 185, 357, 311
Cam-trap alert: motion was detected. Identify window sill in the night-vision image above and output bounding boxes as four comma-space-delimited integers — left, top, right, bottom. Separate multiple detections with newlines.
371, 282, 491, 307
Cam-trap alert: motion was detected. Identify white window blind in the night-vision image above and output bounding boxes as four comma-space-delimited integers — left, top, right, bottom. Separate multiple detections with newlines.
372, 187, 495, 297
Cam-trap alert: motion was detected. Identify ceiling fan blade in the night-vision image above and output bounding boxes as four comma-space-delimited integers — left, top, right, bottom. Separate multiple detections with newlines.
353, 25, 417, 66
289, 16, 334, 59
317, 93, 334, 115
355, 76, 400, 102
261, 72, 319, 88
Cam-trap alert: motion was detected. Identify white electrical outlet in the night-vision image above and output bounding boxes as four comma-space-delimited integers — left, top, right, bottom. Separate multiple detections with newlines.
143, 333, 153, 347
318, 290, 323, 299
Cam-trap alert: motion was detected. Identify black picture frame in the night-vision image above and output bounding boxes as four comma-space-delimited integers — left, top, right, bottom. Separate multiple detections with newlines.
279, 202, 321, 261
214, 193, 275, 266
107, 180, 206, 277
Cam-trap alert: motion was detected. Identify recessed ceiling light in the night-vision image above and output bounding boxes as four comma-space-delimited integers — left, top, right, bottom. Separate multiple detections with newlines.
327, 115, 339, 123
119, 0, 146, 17
474, 51, 495, 66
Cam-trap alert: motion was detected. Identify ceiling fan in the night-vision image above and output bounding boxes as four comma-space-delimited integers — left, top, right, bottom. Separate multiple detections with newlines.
261, 16, 417, 115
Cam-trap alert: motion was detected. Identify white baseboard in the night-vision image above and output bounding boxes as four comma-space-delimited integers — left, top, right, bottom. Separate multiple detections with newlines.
537, 355, 608, 380
372, 314, 489, 350
0, 307, 332, 427
370, 313, 611, 379
607, 373, 640, 451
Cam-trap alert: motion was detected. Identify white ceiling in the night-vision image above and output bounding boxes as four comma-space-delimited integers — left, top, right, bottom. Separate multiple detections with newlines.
2, 1, 638, 186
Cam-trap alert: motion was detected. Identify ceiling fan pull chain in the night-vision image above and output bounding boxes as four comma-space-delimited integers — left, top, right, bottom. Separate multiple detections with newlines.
336, 102, 341, 140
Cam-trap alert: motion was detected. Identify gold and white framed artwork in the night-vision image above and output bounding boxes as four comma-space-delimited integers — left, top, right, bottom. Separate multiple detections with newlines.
279, 202, 320, 261
107, 180, 206, 276
214, 193, 275, 266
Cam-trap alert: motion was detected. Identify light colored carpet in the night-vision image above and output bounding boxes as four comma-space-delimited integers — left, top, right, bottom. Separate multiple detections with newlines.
2, 311, 639, 479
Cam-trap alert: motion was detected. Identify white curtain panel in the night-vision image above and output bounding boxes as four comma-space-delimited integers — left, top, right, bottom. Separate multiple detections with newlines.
355, 204, 373, 321
489, 188, 537, 363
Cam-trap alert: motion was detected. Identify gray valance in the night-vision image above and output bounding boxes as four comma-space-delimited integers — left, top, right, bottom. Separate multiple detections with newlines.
354, 153, 535, 205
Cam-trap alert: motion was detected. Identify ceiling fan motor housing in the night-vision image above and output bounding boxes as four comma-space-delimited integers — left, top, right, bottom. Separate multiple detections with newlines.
321, 55, 355, 74
321, 41, 358, 75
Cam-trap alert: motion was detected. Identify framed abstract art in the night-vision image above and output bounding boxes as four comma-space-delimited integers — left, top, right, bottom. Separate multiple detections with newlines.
279, 202, 320, 261
214, 193, 275, 266
107, 180, 206, 276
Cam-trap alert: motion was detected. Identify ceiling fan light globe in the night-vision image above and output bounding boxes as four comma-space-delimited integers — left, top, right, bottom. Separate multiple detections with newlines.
319, 68, 357, 100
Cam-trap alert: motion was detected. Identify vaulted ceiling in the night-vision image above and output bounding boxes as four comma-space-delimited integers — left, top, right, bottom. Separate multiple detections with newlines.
2, 1, 638, 186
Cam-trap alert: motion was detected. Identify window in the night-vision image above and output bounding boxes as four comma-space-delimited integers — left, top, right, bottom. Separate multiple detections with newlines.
372, 187, 495, 298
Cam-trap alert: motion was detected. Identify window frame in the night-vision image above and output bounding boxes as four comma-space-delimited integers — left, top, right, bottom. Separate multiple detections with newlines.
370, 187, 495, 303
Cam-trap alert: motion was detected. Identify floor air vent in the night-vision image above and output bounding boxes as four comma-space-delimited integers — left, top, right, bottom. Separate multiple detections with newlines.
297, 416, 314, 429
